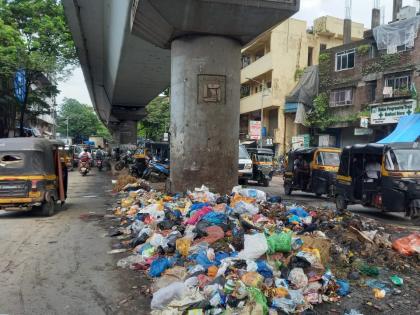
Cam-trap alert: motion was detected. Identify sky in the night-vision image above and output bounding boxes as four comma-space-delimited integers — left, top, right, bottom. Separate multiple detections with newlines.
57, 0, 419, 106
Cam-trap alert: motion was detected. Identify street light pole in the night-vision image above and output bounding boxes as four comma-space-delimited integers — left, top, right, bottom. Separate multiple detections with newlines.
66, 118, 69, 145
246, 77, 267, 148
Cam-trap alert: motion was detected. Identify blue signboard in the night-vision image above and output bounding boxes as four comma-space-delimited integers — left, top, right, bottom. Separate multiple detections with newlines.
14, 69, 27, 105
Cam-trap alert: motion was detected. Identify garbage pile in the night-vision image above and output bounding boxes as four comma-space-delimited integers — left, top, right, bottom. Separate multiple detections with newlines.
108, 180, 420, 315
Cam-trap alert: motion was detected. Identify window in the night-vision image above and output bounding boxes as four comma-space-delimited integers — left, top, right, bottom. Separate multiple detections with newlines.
316, 151, 340, 166
335, 49, 355, 71
385, 149, 420, 171
330, 88, 353, 107
0, 154, 24, 169
308, 47, 314, 66
367, 81, 377, 102
385, 74, 411, 91
320, 44, 327, 52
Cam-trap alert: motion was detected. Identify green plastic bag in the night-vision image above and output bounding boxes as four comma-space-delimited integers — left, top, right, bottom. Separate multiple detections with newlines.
390, 275, 403, 286
266, 232, 292, 254
247, 287, 268, 315
359, 264, 379, 277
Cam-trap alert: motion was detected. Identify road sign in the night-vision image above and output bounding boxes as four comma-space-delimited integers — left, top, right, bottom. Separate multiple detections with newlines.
14, 69, 27, 105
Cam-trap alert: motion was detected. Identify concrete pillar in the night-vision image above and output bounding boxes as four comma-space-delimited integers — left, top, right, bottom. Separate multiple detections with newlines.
343, 19, 352, 44
372, 8, 381, 29
393, 0, 403, 21
119, 120, 137, 145
170, 35, 240, 193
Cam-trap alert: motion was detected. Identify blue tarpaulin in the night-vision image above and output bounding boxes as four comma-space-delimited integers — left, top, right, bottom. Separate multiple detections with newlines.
378, 114, 420, 144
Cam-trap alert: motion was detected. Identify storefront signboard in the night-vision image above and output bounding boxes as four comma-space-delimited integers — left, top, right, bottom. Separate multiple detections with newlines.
354, 128, 373, 136
370, 101, 417, 125
292, 134, 310, 150
249, 120, 261, 140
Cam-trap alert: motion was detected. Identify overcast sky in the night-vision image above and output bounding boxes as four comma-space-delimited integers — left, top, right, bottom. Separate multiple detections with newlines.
57, 0, 419, 106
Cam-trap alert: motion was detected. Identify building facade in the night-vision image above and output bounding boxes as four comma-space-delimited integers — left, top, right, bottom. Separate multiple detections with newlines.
240, 16, 365, 154
317, 13, 420, 147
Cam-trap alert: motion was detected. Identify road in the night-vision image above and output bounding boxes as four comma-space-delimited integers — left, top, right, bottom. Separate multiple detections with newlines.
250, 176, 419, 228
0, 170, 148, 315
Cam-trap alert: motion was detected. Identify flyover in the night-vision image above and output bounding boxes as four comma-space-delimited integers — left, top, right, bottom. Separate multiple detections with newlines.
63, 0, 300, 193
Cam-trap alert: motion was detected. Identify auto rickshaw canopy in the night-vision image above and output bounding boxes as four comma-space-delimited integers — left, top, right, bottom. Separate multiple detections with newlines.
0, 138, 62, 175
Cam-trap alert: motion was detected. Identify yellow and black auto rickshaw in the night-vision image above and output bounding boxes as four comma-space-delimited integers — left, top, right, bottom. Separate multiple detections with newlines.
335, 142, 420, 222
247, 148, 274, 187
0, 138, 67, 216
284, 147, 341, 197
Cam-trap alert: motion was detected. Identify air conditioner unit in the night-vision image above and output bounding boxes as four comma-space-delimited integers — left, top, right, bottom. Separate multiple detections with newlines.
397, 6, 417, 20
383, 86, 393, 98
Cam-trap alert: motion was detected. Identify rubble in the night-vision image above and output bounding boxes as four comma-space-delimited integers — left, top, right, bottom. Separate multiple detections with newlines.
102, 177, 420, 314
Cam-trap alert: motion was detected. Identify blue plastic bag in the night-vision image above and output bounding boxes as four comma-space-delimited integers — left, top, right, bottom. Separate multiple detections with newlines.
286, 207, 308, 218
191, 250, 214, 269
336, 279, 350, 296
201, 212, 227, 225
256, 260, 273, 278
287, 215, 302, 224
188, 202, 209, 216
149, 257, 172, 277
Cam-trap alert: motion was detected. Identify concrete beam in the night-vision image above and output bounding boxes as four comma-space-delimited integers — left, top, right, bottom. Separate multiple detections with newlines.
131, 0, 300, 48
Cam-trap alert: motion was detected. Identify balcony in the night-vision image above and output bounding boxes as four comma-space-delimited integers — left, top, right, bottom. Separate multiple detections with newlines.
240, 91, 273, 114
241, 53, 273, 84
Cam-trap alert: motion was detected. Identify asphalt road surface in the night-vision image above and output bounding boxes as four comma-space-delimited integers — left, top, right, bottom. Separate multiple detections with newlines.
0, 170, 148, 315
250, 176, 420, 229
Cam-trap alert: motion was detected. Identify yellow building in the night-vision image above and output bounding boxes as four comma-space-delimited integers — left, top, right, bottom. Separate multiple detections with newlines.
240, 16, 365, 154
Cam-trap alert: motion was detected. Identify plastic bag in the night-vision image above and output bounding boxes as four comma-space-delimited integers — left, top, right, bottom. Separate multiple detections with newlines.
392, 232, 420, 256
185, 207, 212, 225
176, 238, 192, 257
238, 233, 268, 260
246, 287, 268, 315
241, 271, 264, 287
232, 186, 267, 202
336, 279, 350, 296
151, 282, 186, 309
201, 212, 227, 225
288, 268, 308, 289
256, 260, 273, 278
149, 257, 172, 277
267, 232, 292, 254
233, 201, 259, 216
286, 207, 309, 217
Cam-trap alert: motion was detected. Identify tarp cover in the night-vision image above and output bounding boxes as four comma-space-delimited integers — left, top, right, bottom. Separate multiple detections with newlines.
286, 65, 319, 106
378, 114, 420, 144
373, 16, 420, 54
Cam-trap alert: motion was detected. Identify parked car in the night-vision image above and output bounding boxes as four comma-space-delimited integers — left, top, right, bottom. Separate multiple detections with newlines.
238, 145, 253, 185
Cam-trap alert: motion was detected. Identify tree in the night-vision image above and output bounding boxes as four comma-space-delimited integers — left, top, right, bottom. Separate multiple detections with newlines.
56, 98, 110, 143
0, 0, 77, 136
138, 96, 170, 141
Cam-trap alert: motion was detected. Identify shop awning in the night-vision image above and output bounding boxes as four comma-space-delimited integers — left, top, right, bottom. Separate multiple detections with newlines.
377, 114, 420, 144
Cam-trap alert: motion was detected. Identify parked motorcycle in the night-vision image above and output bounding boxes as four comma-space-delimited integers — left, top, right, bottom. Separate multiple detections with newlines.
142, 159, 170, 182
114, 151, 134, 171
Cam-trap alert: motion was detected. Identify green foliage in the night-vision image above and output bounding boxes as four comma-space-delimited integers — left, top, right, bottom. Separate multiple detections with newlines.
306, 93, 332, 130
294, 68, 305, 81
57, 98, 110, 141
307, 93, 365, 130
0, 0, 77, 135
356, 44, 371, 56
319, 53, 330, 63
138, 96, 170, 141
362, 53, 401, 75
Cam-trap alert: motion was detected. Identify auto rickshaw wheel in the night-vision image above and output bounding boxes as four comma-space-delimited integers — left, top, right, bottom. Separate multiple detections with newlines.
335, 194, 348, 211
41, 199, 55, 217
284, 183, 292, 195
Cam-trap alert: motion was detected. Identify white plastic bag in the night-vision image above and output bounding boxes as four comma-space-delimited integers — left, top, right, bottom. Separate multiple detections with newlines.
232, 186, 266, 202
233, 201, 259, 216
151, 282, 186, 310
238, 233, 268, 260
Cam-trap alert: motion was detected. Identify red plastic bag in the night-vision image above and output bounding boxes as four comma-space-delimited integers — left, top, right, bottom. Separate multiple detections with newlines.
392, 233, 420, 256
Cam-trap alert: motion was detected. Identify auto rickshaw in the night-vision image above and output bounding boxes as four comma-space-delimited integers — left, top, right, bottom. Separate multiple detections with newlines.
59, 145, 73, 171
129, 147, 150, 178
284, 147, 341, 197
0, 138, 67, 216
247, 148, 274, 187
335, 142, 420, 222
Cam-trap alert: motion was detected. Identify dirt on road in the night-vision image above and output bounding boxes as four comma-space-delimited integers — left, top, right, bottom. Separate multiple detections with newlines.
0, 170, 148, 315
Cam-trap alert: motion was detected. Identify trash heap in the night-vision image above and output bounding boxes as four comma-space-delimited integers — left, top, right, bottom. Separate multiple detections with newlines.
109, 181, 420, 315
